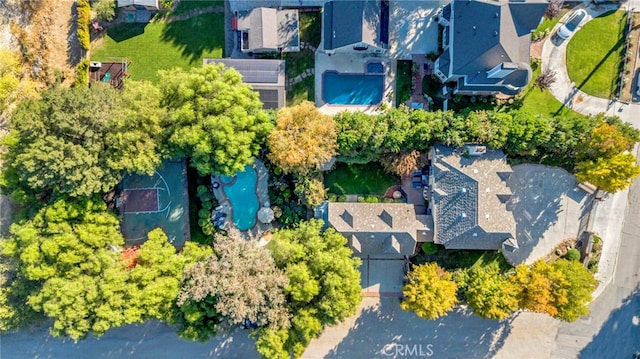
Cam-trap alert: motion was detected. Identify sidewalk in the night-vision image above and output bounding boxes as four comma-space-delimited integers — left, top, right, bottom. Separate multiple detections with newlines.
541, 3, 639, 300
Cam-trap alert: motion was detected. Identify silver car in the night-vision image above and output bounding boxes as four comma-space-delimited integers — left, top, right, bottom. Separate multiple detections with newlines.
557, 9, 587, 40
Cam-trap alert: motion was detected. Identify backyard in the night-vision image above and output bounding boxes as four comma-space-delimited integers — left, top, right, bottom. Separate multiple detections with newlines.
324, 162, 398, 196
91, 4, 223, 82
566, 10, 627, 99
285, 10, 321, 105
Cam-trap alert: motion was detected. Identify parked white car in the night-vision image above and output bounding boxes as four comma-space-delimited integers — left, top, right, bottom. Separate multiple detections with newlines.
557, 9, 588, 40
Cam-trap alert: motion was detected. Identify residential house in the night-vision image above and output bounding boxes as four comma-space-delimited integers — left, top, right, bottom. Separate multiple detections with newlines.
320, 0, 389, 55
428, 144, 518, 253
203, 58, 286, 109
433, 0, 548, 96
235, 7, 300, 53
316, 202, 433, 258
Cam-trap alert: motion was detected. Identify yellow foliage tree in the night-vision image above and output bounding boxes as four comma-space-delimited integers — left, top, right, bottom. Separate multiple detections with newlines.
400, 263, 457, 320
576, 152, 640, 193
267, 101, 337, 175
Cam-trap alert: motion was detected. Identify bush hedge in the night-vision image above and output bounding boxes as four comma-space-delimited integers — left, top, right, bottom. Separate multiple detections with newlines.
74, 59, 90, 87
77, 0, 91, 50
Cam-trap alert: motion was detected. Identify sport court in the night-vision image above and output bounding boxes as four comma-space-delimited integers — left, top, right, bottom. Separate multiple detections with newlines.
119, 159, 190, 247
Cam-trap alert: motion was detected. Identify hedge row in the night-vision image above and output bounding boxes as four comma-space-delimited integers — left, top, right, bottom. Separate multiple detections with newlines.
77, 0, 91, 51
74, 58, 90, 87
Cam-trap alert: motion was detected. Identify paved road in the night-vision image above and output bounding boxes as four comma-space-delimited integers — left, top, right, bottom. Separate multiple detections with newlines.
551, 174, 640, 359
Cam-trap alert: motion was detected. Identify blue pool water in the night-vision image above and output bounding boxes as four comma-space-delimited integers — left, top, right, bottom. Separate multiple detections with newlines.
367, 62, 384, 74
322, 72, 384, 105
222, 165, 259, 231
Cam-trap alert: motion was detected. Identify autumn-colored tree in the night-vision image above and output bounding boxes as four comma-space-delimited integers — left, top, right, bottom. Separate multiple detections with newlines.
267, 101, 337, 174
177, 230, 290, 340
380, 150, 423, 176
401, 263, 457, 320
463, 265, 520, 320
578, 122, 637, 161
550, 259, 596, 322
509, 261, 557, 316
576, 152, 640, 193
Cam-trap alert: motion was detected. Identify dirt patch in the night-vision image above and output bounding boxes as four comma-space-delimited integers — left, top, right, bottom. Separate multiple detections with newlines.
5, 0, 81, 86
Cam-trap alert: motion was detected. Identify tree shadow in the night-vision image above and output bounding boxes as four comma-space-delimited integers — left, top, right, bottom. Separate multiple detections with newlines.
324, 298, 512, 358
0, 320, 260, 358
66, 1, 82, 67
104, 22, 149, 43
160, 11, 224, 63
580, 284, 640, 358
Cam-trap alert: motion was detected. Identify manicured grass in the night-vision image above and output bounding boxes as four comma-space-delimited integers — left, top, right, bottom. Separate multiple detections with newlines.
91, 12, 223, 82
566, 10, 626, 99
519, 64, 584, 118
396, 60, 412, 107
419, 248, 512, 272
284, 11, 320, 105
324, 162, 399, 195
532, 15, 563, 40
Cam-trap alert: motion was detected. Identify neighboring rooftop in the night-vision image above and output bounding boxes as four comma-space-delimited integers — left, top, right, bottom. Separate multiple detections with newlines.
435, 0, 548, 95
117, 0, 159, 9
322, 0, 387, 51
203, 58, 286, 109
236, 7, 300, 53
317, 202, 433, 258
429, 144, 516, 250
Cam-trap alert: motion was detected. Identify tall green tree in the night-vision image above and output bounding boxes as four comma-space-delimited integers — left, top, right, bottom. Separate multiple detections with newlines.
576, 152, 640, 193
1, 199, 209, 340
258, 219, 362, 358
401, 263, 457, 320
159, 65, 273, 176
463, 265, 519, 320
267, 101, 337, 175
177, 230, 289, 341
2, 84, 164, 198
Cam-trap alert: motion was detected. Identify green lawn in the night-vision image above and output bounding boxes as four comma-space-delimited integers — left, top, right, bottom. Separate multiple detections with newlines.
285, 11, 321, 105
396, 60, 412, 107
418, 248, 512, 272
566, 10, 626, 99
519, 64, 583, 118
532, 15, 563, 40
324, 162, 399, 195
92, 12, 223, 82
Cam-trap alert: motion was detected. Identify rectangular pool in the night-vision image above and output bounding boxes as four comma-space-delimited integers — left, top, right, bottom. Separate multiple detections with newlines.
322, 71, 384, 106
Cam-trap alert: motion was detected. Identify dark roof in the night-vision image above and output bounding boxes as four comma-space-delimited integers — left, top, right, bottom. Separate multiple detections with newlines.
203, 59, 286, 109
430, 144, 516, 250
323, 0, 381, 50
439, 0, 547, 94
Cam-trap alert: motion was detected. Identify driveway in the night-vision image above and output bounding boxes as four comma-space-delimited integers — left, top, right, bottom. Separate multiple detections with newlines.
360, 258, 405, 297
503, 164, 591, 265
303, 297, 512, 359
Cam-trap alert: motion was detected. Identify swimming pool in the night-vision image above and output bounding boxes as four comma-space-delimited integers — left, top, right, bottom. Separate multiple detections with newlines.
221, 165, 259, 231
322, 71, 384, 105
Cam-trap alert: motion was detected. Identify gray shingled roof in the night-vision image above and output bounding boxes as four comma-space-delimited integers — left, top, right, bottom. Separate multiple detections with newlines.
237, 7, 300, 52
439, 0, 547, 94
323, 0, 381, 50
319, 202, 432, 258
430, 144, 516, 250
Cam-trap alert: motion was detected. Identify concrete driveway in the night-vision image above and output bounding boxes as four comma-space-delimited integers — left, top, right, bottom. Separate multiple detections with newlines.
503, 164, 592, 265
360, 259, 405, 297
303, 297, 512, 359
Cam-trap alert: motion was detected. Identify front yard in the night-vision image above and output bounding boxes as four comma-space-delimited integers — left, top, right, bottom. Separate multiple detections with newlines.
91, 7, 223, 82
566, 10, 627, 99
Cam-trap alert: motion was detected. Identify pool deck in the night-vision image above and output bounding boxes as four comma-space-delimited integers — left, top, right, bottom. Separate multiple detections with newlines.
315, 51, 395, 115
211, 159, 272, 240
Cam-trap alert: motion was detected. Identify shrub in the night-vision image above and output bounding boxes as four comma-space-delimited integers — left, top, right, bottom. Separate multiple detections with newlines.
545, 0, 564, 19
74, 59, 90, 87
422, 242, 438, 255
161, 0, 174, 9
534, 69, 557, 91
565, 248, 581, 261
93, 0, 116, 22
77, 0, 91, 50
337, 195, 347, 202
364, 196, 379, 203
